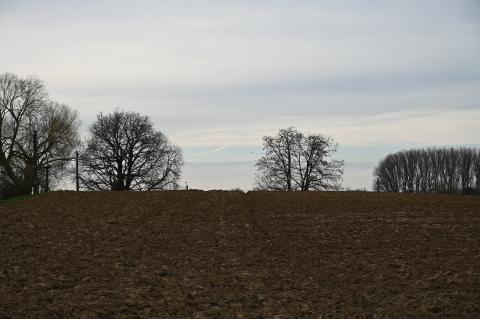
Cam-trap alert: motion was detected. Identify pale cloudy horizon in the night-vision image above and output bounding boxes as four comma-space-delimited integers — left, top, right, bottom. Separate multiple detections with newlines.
1, 0, 479, 190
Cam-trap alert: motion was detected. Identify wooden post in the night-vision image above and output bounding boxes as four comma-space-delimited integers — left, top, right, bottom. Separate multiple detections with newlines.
75, 151, 79, 191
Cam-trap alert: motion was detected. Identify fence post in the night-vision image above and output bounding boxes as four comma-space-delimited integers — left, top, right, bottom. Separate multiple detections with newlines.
75, 151, 79, 191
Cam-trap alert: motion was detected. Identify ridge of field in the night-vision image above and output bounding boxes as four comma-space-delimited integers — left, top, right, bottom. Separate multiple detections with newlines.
1, 191, 479, 318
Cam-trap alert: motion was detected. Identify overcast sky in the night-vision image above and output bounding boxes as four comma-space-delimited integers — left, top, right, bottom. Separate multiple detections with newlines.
1, 0, 479, 190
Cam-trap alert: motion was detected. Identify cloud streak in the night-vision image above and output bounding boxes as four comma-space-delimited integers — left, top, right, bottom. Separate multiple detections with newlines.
192, 145, 229, 157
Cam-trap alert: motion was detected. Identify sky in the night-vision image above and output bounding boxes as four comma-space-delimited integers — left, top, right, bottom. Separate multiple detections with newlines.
1, 0, 479, 190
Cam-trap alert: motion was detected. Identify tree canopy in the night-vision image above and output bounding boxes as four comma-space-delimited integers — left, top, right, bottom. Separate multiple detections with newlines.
0, 73, 80, 198
79, 111, 183, 191
255, 127, 344, 191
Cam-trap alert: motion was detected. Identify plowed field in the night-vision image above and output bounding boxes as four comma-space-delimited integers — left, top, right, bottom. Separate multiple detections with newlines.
1, 191, 479, 318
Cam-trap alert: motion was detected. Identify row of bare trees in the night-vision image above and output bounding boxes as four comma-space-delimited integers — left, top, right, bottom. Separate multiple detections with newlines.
374, 148, 480, 194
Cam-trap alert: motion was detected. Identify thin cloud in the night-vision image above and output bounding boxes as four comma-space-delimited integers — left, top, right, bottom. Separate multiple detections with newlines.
192, 145, 229, 156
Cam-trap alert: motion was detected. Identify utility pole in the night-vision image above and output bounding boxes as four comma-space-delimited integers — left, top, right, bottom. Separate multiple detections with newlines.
33, 130, 39, 194
75, 151, 79, 191
45, 165, 50, 192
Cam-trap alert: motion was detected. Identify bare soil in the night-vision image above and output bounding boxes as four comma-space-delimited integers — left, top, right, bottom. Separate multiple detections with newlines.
0, 191, 479, 318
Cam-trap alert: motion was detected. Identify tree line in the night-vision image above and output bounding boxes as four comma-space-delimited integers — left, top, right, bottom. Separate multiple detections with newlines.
1, 73, 344, 199
374, 148, 480, 194
3, 73, 478, 199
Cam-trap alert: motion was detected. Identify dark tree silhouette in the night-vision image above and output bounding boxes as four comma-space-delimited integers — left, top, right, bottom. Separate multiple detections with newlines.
79, 111, 183, 191
374, 147, 480, 194
0, 73, 80, 198
255, 127, 344, 191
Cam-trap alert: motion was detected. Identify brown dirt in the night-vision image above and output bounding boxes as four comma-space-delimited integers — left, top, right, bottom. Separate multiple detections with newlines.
0, 191, 479, 318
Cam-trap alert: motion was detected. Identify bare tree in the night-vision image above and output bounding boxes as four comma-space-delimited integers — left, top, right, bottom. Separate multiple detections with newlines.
255, 127, 343, 191
255, 128, 301, 191
79, 111, 183, 191
294, 134, 344, 191
0, 73, 79, 198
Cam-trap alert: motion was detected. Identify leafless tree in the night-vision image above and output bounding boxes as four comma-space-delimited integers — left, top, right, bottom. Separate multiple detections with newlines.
374, 147, 480, 194
255, 128, 301, 191
0, 73, 79, 198
255, 127, 343, 191
79, 111, 183, 191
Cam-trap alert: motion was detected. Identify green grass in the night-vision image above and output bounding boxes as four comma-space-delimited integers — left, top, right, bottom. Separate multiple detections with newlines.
0, 194, 40, 205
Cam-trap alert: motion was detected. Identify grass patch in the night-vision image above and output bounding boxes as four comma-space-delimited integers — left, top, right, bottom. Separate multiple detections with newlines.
0, 194, 40, 205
